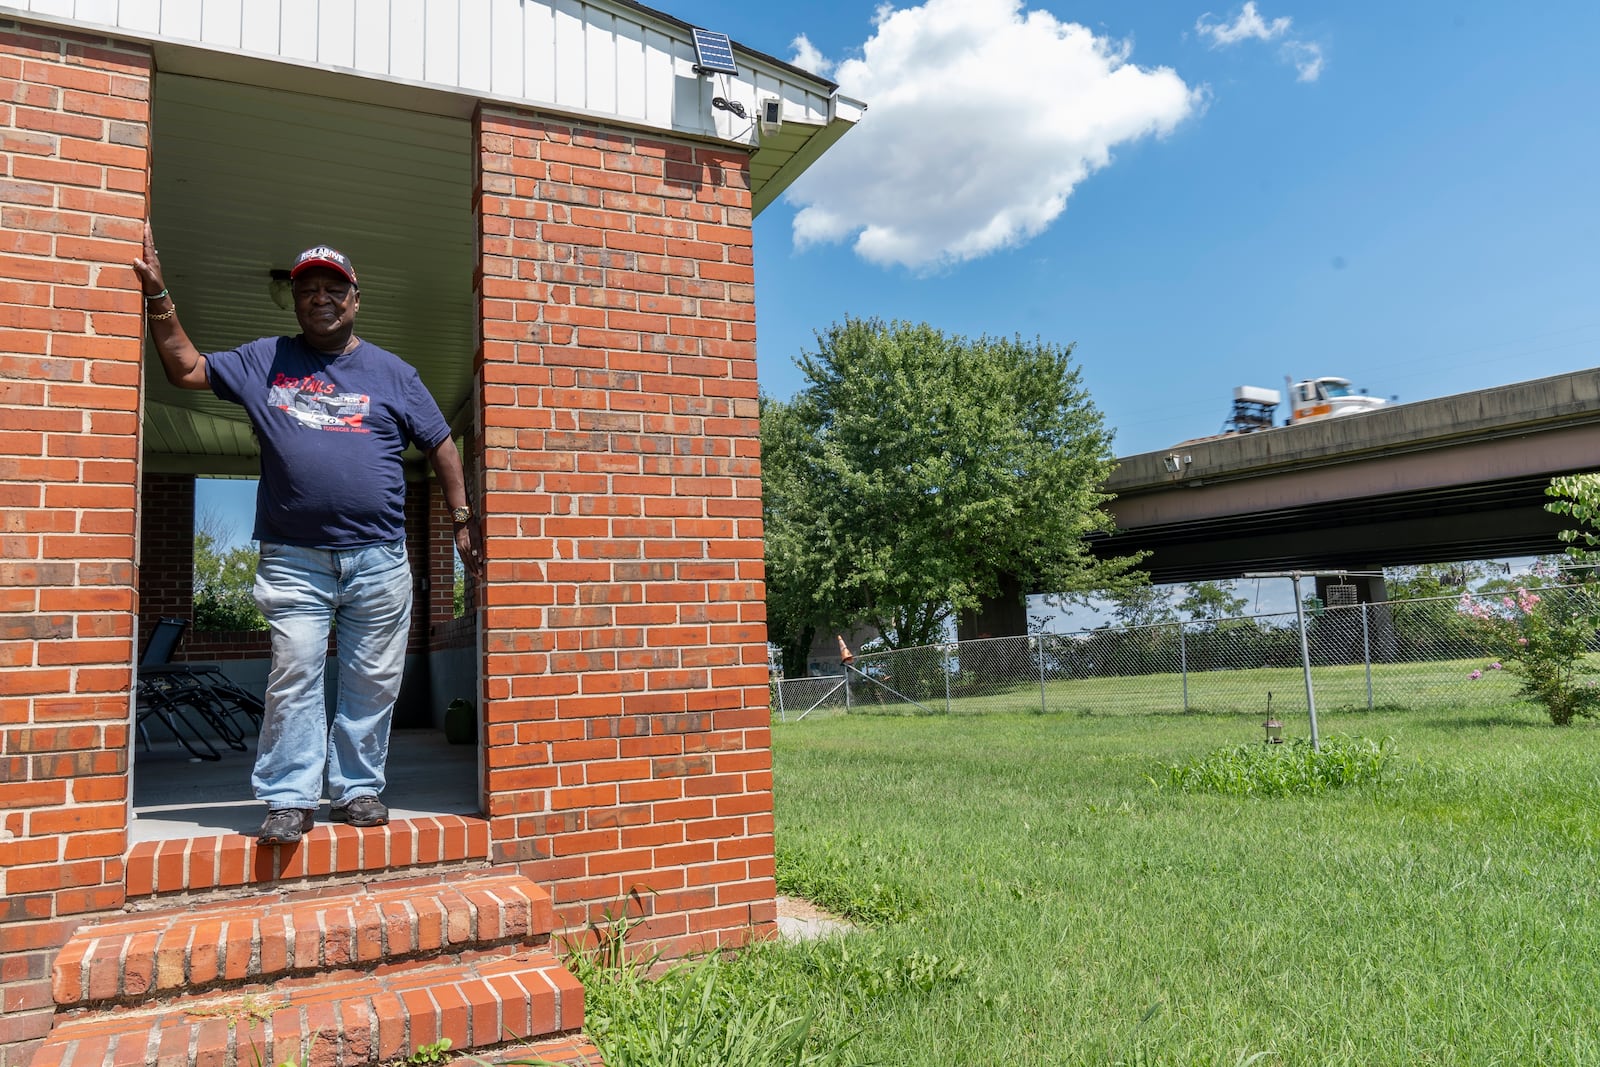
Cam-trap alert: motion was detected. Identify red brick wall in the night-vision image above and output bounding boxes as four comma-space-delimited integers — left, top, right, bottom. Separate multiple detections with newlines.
473, 108, 773, 958
136, 472, 194, 650
0, 22, 151, 1067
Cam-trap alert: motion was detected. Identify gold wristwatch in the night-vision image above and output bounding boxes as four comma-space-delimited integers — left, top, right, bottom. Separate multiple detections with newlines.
451, 504, 472, 524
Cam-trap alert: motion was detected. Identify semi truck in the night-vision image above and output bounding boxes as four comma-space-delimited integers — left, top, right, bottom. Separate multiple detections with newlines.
1223, 377, 1387, 434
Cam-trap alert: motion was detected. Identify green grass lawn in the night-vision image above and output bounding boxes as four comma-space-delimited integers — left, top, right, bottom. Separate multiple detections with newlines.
700, 699, 1600, 1066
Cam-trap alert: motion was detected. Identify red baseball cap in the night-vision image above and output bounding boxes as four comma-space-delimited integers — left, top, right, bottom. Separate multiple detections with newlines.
289, 245, 358, 286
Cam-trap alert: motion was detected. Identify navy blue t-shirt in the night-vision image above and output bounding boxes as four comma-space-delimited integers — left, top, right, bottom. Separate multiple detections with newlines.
206, 335, 450, 548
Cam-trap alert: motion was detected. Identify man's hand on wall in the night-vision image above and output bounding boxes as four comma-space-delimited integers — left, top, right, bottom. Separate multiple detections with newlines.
132, 222, 166, 296
456, 519, 484, 581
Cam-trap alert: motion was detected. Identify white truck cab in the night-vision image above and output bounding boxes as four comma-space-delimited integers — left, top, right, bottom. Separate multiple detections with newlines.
1287, 376, 1386, 423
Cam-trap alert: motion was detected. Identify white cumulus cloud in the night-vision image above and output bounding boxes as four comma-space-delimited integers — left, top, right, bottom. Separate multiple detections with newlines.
1195, 3, 1325, 82
1283, 40, 1324, 82
787, 34, 834, 79
782, 0, 1202, 273
1195, 1, 1290, 46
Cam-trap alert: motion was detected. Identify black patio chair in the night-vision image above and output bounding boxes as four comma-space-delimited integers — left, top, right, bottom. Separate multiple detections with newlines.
135, 669, 224, 760
140, 617, 188, 667
135, 617, 263, 756
140, 617, 264, 729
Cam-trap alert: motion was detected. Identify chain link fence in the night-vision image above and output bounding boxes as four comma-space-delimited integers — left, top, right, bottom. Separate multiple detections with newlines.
772, 585, 1600, 722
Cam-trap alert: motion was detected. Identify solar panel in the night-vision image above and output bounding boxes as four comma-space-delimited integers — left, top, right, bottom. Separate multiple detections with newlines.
692, 28, 738, 76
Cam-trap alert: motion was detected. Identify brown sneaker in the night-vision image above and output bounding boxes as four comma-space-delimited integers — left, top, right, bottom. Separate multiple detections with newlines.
331, 795, 389, 827
257, 807, 315, 845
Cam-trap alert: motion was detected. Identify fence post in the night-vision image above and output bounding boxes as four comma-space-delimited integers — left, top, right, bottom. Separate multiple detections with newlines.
1292, 572, 1321, 751
944, 643, 953, 715
1180, 624, 1189, 711
1036, 636, 1047, 714
1361, 604, 1373, 710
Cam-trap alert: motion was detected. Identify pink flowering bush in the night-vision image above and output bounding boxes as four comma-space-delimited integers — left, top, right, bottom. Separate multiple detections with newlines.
1461, 584, 1600, 726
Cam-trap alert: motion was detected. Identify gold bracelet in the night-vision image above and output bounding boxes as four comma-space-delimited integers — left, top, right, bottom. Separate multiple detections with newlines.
147, 302, 176, 322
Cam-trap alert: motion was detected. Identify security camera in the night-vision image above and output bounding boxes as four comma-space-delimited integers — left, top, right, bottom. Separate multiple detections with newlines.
758, 97, 782, 137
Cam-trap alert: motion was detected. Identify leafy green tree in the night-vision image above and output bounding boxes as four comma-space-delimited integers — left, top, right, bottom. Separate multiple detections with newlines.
761, 395, 831, 676
1177, 580, 1246, 623
1382, 562, 1486, 600
762, 318, 1141, 660
192, 507, 266, 631
1106, 584, 1176, 629
1474, 556, 1566, 596
1548, 472, 1600, 556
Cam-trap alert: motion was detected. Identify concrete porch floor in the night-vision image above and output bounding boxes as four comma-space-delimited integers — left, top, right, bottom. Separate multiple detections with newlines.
131, 729, 479, 842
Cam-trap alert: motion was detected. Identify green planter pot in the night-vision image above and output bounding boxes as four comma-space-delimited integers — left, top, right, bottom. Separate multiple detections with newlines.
443, 698, 476, 745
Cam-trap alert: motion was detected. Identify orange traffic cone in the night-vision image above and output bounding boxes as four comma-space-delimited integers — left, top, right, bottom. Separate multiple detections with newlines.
836, 635, 855, 665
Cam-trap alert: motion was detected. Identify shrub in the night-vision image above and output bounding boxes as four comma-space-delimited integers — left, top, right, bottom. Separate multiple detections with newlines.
1462, 582, 1600, 726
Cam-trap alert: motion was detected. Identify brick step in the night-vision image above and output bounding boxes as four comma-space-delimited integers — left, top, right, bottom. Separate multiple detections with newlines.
52, 871, 556, 1010
125, 815, 493, 900
31, 948, 586, 1067
465, 1035, 605, 1065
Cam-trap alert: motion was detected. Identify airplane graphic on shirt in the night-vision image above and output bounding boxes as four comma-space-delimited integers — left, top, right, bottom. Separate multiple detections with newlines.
268, 375, 370, 432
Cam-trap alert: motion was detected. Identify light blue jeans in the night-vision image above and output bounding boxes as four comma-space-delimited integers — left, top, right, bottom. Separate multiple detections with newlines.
251, 540, 413, 810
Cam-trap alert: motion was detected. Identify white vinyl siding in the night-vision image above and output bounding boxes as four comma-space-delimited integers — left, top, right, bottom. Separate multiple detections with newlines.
1, 0, 842, 146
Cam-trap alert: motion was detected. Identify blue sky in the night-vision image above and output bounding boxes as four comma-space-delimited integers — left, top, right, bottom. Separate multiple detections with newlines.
679, 0, 1600, 455
199, 0, 1599, 616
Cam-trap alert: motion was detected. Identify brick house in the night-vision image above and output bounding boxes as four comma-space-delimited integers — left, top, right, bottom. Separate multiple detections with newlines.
0, 2, 861, 1063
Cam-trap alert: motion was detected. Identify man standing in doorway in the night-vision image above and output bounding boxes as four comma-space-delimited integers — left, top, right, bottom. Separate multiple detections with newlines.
133, 225, 483, 844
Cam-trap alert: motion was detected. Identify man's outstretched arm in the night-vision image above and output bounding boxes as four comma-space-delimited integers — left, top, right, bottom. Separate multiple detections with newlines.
429, 434, 484, 580
131, 221, 210, 390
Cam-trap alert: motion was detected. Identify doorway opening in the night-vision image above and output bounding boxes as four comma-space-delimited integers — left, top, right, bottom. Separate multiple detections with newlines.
131, 67, 482, 848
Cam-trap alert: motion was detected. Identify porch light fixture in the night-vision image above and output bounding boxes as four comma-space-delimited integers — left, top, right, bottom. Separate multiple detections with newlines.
268, 268, 293, 311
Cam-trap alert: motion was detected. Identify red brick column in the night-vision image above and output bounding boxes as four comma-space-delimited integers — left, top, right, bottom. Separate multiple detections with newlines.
474, 109, 772, 958
0, 21, 151, 1067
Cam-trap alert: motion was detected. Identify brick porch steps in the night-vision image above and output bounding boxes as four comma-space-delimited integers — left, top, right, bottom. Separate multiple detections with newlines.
33, 872, 600, 1067
53, 871, 552, 1008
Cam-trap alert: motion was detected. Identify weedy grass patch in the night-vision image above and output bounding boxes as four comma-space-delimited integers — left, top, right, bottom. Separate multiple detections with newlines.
560, 894, 869, 1067
1154, 734, 1394, 797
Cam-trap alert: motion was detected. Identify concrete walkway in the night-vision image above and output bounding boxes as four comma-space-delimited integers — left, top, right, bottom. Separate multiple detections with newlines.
775, 896, 855, 941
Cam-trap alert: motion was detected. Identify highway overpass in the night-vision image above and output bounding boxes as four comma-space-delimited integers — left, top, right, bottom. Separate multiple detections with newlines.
1093, 367, 1600, 584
